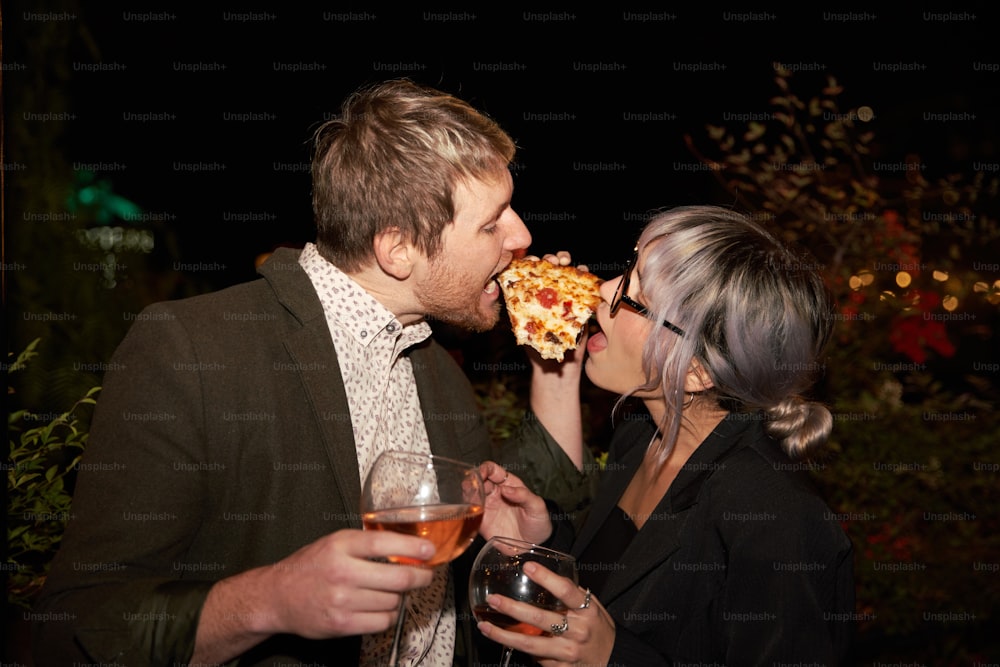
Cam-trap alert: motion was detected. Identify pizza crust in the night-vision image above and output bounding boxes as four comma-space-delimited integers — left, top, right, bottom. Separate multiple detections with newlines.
499, 258, 603, 361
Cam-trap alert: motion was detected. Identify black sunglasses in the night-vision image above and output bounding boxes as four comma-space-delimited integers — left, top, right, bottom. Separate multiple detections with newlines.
609, 246, 686, 337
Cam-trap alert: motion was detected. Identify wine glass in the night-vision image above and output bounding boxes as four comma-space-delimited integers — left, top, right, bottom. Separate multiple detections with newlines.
469, 536, 579, 667
360, 450, 486, 667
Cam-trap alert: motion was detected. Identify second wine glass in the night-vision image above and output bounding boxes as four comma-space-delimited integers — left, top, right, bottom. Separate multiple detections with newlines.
469, 536, 578, 667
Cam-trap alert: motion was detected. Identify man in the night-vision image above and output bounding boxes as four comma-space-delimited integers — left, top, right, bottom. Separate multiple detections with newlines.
32, 79, 583, 666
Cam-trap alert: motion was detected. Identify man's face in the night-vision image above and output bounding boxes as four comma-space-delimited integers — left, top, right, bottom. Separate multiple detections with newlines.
414, 171, 531, 331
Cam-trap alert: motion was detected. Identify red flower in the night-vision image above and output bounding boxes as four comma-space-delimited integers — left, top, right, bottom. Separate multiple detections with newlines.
912, 289, 940, 309
922, 319, 957, 358
889, 317, 926, 363
864, 522, 915, 561
882, 208, 902, 231
888, 314, 956, 364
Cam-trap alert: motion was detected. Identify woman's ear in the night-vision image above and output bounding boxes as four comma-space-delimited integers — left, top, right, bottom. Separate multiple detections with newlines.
683, 359, 715, 393
372, 227, 415, 280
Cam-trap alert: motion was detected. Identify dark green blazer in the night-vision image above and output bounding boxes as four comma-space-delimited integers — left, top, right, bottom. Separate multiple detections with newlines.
32, 248, 512, 666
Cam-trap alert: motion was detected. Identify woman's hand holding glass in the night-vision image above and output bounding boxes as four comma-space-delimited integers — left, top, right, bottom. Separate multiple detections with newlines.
476, 556, 616, 667
470, 537, 579, 667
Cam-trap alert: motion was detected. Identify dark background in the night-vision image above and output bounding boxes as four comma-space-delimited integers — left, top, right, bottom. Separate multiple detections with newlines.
8, 3, 997, 396
4, 3, 999, 664
7, 3, 997, 289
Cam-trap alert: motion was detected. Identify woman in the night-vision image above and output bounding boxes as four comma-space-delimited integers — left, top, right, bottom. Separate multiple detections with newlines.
478, 205, 856, 666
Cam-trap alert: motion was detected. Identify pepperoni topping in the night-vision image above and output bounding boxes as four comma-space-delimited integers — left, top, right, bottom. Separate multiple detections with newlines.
535, 287, 558, 308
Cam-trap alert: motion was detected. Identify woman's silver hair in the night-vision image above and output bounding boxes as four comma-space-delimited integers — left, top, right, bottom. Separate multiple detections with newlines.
630, 205, 835, 461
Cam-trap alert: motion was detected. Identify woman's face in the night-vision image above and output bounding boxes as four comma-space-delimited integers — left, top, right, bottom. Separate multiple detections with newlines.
584, 246, 658, 396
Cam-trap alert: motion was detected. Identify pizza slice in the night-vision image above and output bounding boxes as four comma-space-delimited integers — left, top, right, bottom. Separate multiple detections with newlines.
499, 257, 603, 361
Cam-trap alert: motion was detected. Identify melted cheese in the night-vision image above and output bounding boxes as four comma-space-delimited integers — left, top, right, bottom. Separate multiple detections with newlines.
499, 258, 603, 361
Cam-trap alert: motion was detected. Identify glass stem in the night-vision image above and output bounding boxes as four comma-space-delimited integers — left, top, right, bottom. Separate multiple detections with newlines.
388, 592, 407, 667
501, 646, 514, 667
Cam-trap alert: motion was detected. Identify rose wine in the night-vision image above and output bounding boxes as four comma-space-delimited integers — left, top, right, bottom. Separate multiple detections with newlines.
472, 604, 546, 636
362, 503, 483, 566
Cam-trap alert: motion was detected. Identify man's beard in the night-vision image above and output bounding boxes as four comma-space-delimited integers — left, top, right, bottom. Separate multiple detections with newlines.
414, 258, 501, 332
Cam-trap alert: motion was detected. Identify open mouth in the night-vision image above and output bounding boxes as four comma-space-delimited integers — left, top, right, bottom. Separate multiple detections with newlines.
484, 275, 500, 295
585, 317, 607, 353
576, 317, 600, 344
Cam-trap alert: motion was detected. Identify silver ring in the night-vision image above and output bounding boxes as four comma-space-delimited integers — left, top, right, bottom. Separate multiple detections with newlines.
578, 588, 591, 610
549, 616, 569, 635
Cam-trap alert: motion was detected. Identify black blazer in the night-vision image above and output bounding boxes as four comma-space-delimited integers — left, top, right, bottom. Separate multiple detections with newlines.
567, 412, 855, 666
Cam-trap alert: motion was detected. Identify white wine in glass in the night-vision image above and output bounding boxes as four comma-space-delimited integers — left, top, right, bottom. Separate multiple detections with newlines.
469, 536, 578, 667
360, 450, 486, 666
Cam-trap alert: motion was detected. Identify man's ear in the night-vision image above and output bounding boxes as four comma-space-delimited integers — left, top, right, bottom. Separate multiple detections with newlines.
373, 227, 415, 280
683, 359, 715, 393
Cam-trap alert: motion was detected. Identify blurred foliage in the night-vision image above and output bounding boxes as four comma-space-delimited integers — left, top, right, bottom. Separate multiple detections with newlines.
690, 69, 1000, 663
4, 3, 190, 419
685, 68, 1000, 385
7, 166, 181, 419
816, 405, 999, 663
6, 339, 100, 609
683, 70, 1000, 662
682, 69, 1000, 664
474, 374, 527, 444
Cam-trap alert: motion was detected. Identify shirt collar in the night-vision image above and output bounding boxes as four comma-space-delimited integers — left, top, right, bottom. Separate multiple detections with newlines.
298, 242, 432, 349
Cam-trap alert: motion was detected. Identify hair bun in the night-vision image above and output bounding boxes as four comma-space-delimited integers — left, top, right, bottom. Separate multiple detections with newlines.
764, 397, 832, 459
